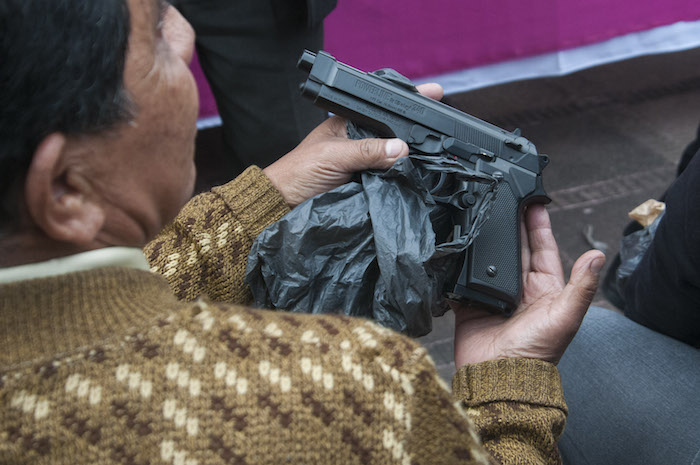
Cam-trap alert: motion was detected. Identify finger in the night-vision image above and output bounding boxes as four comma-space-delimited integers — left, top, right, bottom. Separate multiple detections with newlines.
315, 116, 346, 139
554, 249, 605, 328
526, 204, 565, 282
520, 212, 531, 275
337, 137, 409, 171
449, 300, 502, 325
416, 83, 444, 101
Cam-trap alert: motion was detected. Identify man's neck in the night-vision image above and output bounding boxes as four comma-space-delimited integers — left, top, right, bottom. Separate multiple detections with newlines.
0, 230, 90, 268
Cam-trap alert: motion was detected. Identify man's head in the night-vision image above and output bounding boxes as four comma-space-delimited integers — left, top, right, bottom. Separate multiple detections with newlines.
0, 0, 133, 230
0, 0, 198, 261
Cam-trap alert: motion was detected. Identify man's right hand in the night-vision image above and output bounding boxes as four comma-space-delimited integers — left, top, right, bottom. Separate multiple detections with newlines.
263, 83, 444, 207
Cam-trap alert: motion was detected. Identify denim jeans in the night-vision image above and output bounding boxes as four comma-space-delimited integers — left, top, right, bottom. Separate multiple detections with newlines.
558, 306, 700, 465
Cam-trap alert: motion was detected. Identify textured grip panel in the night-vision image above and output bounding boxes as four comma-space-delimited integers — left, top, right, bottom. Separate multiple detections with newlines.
466, 183, 521, 305
455, 123, 500, 155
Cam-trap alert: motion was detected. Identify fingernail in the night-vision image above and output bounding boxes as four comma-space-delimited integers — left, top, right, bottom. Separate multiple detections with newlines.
385, 139, 405, 158
590, 256, 605, 275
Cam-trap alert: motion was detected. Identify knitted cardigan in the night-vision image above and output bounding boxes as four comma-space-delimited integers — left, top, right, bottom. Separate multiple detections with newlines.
0, 167, 567, 464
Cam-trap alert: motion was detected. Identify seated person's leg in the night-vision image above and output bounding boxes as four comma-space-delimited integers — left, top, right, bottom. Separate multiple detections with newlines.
677, 122, 700, 177
622, 150, 700, 347
558, 307, 700, 465
604, 145, 700, 345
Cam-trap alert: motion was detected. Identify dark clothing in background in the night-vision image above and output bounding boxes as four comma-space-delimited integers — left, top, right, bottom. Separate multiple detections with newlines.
174, 0, 337, 177
622, 140, 700, 347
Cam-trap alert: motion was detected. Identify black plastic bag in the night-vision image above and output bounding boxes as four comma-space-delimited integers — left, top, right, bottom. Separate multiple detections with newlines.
245, 127, 497, 337
616, 210, 665, 289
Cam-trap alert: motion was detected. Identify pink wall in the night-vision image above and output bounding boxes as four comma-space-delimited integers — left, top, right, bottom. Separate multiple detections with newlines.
195, 0, 700, 119
324, 0, 700, 78
191, 52, 219, 120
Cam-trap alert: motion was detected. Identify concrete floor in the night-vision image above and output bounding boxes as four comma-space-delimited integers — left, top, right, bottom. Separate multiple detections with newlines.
194, 46, 700, 381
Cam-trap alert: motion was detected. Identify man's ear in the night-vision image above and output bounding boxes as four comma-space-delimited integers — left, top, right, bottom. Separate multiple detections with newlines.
24, 133, 105, 245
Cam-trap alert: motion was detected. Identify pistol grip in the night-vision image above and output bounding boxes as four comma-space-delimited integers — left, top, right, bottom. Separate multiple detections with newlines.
453, 184, 523, 314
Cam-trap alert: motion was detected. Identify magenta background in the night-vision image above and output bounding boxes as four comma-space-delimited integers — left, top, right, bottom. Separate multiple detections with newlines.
191, 52, 220, 121
195, 0, 700, 119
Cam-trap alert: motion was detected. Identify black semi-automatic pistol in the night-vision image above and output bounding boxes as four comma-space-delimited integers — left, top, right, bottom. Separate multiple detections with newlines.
297, 50, 550, 314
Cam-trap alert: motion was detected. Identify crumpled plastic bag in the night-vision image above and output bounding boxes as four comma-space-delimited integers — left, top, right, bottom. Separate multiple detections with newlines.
245, 124, 497, 337
617, 209, 665, 287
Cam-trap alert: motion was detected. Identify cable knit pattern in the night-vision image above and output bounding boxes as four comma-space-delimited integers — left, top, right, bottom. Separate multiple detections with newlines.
0, 276, 490, 464
144, 166, 290, 304
453, 359, 567, 464
0, 167, 566, 464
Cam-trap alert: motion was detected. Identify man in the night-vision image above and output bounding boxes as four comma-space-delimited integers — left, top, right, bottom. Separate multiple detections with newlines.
0, 0, 604, 463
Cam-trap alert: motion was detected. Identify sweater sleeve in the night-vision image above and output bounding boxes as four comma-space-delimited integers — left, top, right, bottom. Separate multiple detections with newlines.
397, 349, 494, 465
144, 166, 290, 304
452, 359, 568, 465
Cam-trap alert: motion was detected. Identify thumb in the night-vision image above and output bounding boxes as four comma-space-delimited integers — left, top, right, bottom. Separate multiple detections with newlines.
557, 250, 606, 323
342, 137, 409, 171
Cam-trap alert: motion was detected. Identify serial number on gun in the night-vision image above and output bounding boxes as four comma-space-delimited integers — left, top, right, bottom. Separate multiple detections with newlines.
354, 81, 426, 117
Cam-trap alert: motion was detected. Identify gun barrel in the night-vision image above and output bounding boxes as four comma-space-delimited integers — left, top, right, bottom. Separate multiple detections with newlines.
298, 50, 547, 173
297, 50, 316, 72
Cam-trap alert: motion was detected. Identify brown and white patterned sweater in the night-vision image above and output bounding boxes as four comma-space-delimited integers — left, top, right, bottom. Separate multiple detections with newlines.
0, 167, 567, 464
